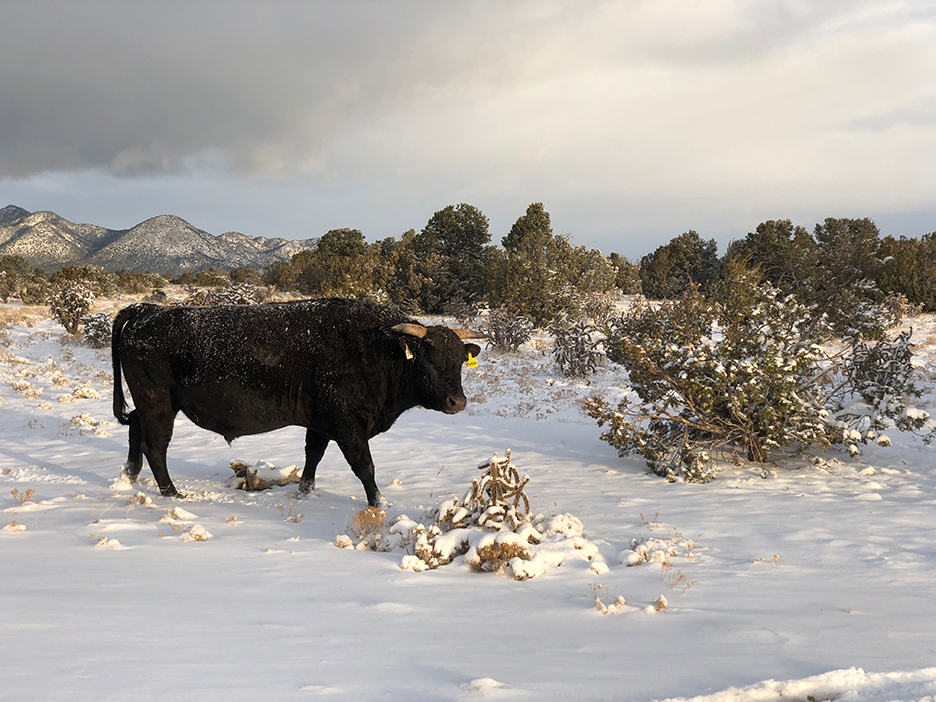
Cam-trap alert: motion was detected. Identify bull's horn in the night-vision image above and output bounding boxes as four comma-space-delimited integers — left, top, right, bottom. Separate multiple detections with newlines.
391, 323, 427, 339
453, 328, 489, 340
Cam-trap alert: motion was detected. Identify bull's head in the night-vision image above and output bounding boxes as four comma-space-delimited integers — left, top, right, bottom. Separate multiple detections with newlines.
392, 322, 485, 414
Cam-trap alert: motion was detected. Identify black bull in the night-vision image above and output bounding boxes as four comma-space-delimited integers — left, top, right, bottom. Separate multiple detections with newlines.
111, 298, 483, 507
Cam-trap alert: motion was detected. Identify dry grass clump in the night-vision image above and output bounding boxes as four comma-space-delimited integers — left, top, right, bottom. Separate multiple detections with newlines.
181, 525, 213, 542
348, 506, 387, 540
8, 379, 42, 399
72, 384, 101, 400
125, 492, 152, 506
591, 584, 628, 615
0, 306, 44, 328
277, 503, 304, 524
467, 541, 531, 573
11, 488, 36, 505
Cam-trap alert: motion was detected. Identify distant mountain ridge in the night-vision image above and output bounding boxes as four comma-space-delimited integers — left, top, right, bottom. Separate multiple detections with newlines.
0, 206, 318, 276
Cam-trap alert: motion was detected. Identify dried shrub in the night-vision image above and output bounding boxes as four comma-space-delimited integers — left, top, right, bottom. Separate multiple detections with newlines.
277, 504, 304, 524
468, 541, 532, 573
181, 525, 213, 541
592, 584, 628, 615
436, 450, 531, 531
548, 316, 602, 378
346, 507, 387, 548
338, 451, 604, 580
11, 488, 35, 505
227, 460, 300, 491
483, 307, 533, 352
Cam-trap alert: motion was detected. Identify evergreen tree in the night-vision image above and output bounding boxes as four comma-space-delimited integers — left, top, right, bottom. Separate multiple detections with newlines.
316, 228, 367, 258
805, 217, 885, 339
639, 230, 719, 299
878, 233, 936, 312
723, 219, 810, 289
489, 203, 564, 326
412, 204, 491, 309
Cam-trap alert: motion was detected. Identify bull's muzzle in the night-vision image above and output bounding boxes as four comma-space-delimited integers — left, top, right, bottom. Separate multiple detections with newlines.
444, 394, 467, 414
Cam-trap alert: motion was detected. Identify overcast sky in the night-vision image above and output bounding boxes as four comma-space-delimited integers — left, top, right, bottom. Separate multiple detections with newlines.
2, 1, 934, 259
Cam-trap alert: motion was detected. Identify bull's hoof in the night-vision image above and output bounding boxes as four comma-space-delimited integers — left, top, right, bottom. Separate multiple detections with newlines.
296, 481, 317, 499
120, 464, 142, 483
160, 485, 181, 498
370, 493, 391, 509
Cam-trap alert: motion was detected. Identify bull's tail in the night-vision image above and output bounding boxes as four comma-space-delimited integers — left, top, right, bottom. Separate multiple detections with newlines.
112, 305, 143, 426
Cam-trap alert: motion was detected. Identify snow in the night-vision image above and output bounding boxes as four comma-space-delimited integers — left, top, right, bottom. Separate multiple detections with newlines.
1, 302, 936, 701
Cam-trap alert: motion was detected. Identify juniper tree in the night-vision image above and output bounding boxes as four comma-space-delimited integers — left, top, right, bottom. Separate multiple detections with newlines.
639, 230, 719, 300
588, 261, 931, 482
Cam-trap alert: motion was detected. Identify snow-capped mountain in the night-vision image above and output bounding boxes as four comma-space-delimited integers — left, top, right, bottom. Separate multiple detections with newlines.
0, 206, 318, 276
0, 205, 30, 224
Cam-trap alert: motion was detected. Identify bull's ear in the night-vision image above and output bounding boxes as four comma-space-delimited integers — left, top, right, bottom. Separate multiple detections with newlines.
399, 338, 415, 360
465, 343, 481, 359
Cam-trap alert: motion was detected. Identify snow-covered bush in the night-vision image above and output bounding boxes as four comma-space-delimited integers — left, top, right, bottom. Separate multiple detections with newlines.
338, 450, 604, 580
548, 316, 603, 378
582, 292, 618, 327
484, 307, 533, 352
442, 299, 479, 326
48, 283, 95, 335
182, 282, 264, 307
831, 329, 931, 454
434, 449, 532, 533
182, 288, 216, 306
588, 267, 931, 482
144, 288, 169, 304
80, 313, 112, 349
217, 283, 265, 305
880, 292, 923, 328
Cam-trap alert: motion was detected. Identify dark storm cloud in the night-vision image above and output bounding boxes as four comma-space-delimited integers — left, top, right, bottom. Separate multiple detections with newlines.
0, 1, 441, 176
0, 1, 868, 178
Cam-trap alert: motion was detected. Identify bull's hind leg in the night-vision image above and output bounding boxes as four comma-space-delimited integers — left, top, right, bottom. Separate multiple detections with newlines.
122, 409, 144, 482
297, 429, 329, 498
135, 390, 180, 497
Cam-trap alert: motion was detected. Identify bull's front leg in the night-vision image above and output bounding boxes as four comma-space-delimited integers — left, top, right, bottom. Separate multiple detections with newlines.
334, 430, 388, 508
297, 429, 330, 498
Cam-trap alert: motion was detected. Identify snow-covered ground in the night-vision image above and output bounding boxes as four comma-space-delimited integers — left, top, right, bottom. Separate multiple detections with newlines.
2, 301, 935, 702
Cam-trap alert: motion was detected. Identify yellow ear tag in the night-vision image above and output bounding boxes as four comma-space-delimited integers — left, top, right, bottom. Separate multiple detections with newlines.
466, 352, 478, 369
